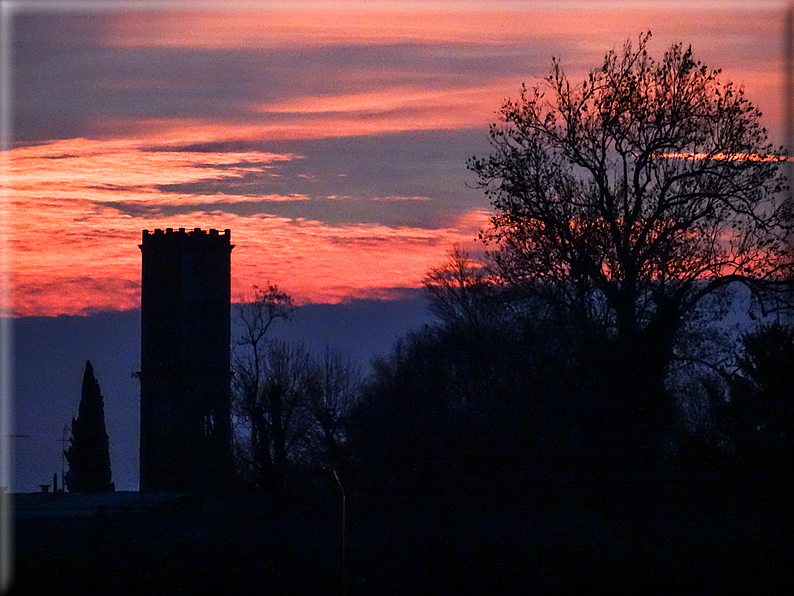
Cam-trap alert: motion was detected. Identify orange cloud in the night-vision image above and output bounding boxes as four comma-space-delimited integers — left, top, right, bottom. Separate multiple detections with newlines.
6, 139, 308, 208
8, 139, 299, 191
256, 86, 504, 116
369, 196, 431, 201
8, 208, 490, 317
97, 4, 782, 51
7, 2, 786, 318
5, 136, 491, 317
658, 152, 790, 162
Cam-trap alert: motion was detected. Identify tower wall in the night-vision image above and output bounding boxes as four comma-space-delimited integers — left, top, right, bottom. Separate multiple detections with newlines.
139, 227, 233, 491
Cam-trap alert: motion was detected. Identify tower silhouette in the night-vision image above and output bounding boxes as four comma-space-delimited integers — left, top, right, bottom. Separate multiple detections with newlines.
139, 227, 233, 491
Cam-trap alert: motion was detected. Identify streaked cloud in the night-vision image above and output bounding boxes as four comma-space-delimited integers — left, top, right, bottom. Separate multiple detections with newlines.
5, 2, 789, 317
369, 196, 431, 201
8, 206, 490, 317
6, 132, 492, 317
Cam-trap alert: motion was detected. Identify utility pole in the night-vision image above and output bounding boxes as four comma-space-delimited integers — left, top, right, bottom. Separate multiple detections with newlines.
333, 469, 347, 591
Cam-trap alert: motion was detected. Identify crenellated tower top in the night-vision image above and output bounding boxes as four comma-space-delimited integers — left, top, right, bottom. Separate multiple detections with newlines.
140, 228, 233, 249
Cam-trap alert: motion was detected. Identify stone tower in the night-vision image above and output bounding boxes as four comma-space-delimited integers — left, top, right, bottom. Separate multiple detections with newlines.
139, 227, 233, 491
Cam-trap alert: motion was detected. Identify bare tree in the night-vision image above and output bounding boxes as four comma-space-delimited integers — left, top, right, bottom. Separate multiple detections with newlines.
232, 284, 300, 490
471, 32, 790, 339
303, 347, 362, 477
423, 245, 494, 334
468, 32, 792, 462
232, 285, 362, 489
258, 339, 315, 490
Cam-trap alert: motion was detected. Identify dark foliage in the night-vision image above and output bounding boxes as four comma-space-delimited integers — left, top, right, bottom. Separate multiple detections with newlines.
349, 34, 793, 498
64, 361, 114, 493
467, 32, 792, 464
347, 253, 582, 497
12, 32, 794, 596
722, 322, 794, 468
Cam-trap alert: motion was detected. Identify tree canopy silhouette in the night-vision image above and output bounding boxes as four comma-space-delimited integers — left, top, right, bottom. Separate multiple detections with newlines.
468, 32, 792, 463
64, 361, 114, 493
723, 322, 794, 467
470, 32, 790, 339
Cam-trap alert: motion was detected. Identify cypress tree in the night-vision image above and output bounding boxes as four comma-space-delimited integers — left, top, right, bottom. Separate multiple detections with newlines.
64, 361, 115, 492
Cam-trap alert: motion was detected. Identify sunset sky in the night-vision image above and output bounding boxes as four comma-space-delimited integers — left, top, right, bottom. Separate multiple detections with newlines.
3, 1, 791, 317
3, 1, 792, 493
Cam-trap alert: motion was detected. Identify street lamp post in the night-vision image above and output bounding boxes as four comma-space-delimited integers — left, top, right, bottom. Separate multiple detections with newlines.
333, 469, 346, 589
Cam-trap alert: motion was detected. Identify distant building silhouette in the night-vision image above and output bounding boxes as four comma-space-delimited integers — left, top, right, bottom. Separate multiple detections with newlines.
139, 228, 233, 491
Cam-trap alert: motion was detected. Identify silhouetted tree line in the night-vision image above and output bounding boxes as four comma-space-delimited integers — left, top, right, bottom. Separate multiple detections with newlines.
231, 34, 792, 505
674, 321, 794, 471
231, 285, 360, 493
232, 267, 793, 504
345, 35, 792, 502
24, 32, 792, 594
351, 259, 793, 496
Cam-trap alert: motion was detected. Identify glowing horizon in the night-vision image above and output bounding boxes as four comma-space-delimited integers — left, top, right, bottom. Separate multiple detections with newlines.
4, 2, 790, 317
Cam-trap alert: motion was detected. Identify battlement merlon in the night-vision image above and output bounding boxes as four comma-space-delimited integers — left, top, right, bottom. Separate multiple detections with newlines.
139, 228, 234, 249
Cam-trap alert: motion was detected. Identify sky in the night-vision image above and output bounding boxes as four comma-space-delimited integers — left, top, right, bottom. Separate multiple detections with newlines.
4, 0, 791, 317
2, 1, 792, 492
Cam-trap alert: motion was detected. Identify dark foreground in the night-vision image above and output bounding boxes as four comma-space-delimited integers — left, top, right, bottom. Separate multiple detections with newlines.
9, 471, 792, 594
